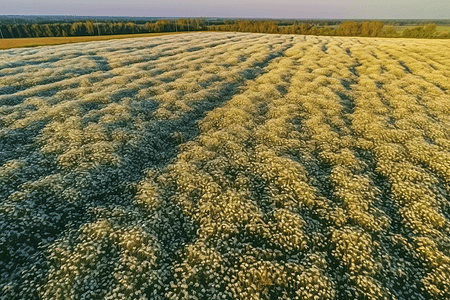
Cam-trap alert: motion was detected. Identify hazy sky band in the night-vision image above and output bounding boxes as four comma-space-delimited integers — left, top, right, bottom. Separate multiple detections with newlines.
1, 0, 449, 19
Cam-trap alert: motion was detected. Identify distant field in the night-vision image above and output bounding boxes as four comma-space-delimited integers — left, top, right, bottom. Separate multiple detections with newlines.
1, 32, 450, 299
0, 31, 186, 50
435, 25, 450, 32
322, 24, 450, 34
437, 25, 450, 31
392, 25, 450, 33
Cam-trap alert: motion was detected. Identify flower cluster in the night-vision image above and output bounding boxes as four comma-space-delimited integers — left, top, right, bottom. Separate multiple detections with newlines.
1, 32, 450, 299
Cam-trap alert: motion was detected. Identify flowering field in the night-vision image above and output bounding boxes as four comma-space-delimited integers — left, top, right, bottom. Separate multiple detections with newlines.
0, 32, 185, 51
1, 32, 450, 300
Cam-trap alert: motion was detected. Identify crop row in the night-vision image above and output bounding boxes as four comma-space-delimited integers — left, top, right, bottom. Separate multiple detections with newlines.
1, 33, 450, 299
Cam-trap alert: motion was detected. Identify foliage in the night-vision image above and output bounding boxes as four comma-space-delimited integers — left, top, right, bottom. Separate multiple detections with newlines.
0, 19, 206, 39
209, 21, 448, 39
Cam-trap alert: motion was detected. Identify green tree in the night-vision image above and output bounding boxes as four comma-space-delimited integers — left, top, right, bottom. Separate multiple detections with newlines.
85, 21, 95, 35
155, 20, 171, 32
113, 22, 124, 34
319, 27, 334, 36
5, 25, 14, 38
402, 28, 412, 38
382, 26, 398, 37
177, 19, 187, 31
60, 23, 71, 37
308, 26, 319, 35
439, 31, 450, 38
340, 21, 360, 36
238, 20, 252, 32
299, 23, 310, 35
360, 21, 383, 37
20, 24, 32, 38
125, 22, 136, 34
30, 24, 41, 37
145, 22, 152, 32
425, 23, 437, 34
190, 19, 200, 30
43, 24, 54, 37
70, 22, 86, 36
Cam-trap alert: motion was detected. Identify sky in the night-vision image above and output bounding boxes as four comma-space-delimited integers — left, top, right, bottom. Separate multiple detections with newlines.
1, 0, 449, 19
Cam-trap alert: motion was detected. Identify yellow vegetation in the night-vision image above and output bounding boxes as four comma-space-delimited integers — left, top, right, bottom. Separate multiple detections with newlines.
1, 32, 450, 300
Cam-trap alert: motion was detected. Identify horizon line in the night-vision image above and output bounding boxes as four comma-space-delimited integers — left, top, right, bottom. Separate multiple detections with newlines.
1, 15, 449, 21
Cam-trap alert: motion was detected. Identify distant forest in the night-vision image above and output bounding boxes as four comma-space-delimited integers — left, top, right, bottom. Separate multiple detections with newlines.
0, 19, 206, 39
211, 20, 449, 38
0, 18, 449, 39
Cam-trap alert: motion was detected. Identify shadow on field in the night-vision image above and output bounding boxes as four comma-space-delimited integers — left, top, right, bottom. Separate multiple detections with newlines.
0, 58, 113, 106
186, 46, 204, 52
88, 55, 112, 72
336, 91, 355, 116
0, 57, 61, 70
336, 60, 361, 118
0, 35, 257, 108
0, 45, 291, 299
398, 60, 412, 74
345, 48, 353, 57
348, 61, 361, 77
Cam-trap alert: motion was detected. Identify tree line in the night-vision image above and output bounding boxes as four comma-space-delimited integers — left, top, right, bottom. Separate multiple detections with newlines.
1, 19, 448, 39
0, 19, 207, 39
209, 20, 449, 39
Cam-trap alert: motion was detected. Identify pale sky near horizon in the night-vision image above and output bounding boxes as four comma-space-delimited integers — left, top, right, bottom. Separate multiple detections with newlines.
1, 0, 449, 19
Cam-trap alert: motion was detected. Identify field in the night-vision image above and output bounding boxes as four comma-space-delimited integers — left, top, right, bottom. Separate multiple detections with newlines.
325, 24, 450, 35
0, 32, 187, 50
1, 32, 450, 299
391, 25, 450, 34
